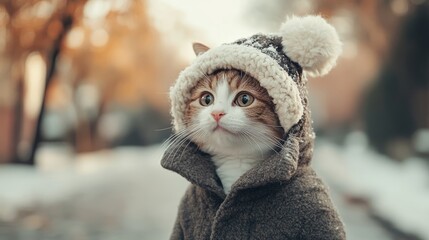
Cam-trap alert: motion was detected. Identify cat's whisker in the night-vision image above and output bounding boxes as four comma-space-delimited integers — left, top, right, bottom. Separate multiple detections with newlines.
241, 131, 265, 159
154, 126, 174, 132
258, 134, 284, 150
237, 125, 283, 147
162, 125, 202, 156
226, 119, 284, 130
163, 136, 188, 159
165, 129, 200, 160
177, 125, 212, 160
269, 134, 287, 142
220, 120, 285, 148
242, 129, 282, 155
262, 123, 284, 128
177, 137, 195, 162
241, 134, 262, 158
162, 127, 190, 147
162, 134, 181, 149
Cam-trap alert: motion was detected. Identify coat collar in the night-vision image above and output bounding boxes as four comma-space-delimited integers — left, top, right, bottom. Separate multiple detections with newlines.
161, 135, 300, 198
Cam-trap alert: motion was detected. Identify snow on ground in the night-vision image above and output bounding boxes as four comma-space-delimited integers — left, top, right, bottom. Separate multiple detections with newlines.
0, 143, 188, 240
314, 132, 429, 240
0, 134, 428, 239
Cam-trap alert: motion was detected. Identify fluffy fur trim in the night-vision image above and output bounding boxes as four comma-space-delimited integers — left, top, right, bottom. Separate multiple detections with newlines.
170, 44, 303, 132
280, 15, 342, 77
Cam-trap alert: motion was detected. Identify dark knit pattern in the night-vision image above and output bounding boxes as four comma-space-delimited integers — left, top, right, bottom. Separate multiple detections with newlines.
231, 34, 303, 84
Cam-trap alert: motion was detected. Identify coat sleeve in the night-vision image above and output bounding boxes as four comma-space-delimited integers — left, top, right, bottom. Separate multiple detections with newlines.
169, 190, 188, 240
299, 204, 346, 240
169, 185, 194, 240
293, 168, 346, 240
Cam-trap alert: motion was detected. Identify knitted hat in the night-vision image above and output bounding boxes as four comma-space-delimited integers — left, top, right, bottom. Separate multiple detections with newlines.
170, 15, 342, 133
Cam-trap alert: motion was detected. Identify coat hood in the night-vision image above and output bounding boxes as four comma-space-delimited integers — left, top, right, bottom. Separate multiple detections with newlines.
162, 15, 341, 196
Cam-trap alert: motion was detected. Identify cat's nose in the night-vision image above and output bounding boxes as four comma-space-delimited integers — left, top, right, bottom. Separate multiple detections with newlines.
211, 111, 225, 122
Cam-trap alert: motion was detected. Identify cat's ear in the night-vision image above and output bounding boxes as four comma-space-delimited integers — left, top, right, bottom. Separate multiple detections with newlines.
192, 42, 210, 56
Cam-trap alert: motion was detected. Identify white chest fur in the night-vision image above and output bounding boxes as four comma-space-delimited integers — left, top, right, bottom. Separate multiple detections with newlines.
211, 155, 263, 194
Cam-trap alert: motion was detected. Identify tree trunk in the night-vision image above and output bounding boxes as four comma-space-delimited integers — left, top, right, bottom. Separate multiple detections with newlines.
17, 15, 74, 164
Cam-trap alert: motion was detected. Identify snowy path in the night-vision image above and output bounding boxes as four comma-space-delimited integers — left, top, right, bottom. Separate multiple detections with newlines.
313, 148, 392, 240
313, 133, 429, 240
0, 145, 188, 240
0, 139, 426, 239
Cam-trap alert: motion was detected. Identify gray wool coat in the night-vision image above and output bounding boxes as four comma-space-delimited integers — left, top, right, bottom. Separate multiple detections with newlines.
161, 125, 346, 240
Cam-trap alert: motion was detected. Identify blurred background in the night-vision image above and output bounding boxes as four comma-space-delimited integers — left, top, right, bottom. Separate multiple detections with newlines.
0, 0, 428, 239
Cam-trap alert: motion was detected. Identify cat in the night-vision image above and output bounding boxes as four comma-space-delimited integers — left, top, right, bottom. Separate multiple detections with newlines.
162, 15, 345, 239
183, 69, 285, 194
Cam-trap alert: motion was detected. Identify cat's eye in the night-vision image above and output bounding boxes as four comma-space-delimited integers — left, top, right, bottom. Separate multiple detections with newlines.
235, 92, 254, 107
199, 92, 214, 106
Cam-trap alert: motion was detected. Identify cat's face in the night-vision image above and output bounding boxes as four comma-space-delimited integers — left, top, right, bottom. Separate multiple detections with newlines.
184, 70, 284, 156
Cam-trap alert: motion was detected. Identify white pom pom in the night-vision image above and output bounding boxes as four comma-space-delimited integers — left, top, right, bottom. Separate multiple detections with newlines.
280, 15, 342, 77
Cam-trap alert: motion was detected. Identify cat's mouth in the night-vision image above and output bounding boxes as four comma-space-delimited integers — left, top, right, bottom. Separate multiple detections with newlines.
212, 125, 236, 135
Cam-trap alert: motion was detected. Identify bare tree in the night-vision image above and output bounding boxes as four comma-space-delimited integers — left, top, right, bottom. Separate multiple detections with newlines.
0, 0, 86, 164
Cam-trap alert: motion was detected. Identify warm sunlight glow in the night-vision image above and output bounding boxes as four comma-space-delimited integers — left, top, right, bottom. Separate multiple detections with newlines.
83, 0, 111, 20
147, 0, 260, 62
24, 52, 46, 118
90, 28, 109, 47
66, 27, 85, 49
